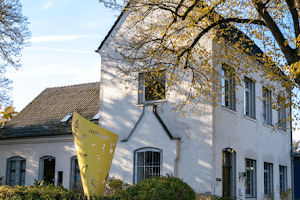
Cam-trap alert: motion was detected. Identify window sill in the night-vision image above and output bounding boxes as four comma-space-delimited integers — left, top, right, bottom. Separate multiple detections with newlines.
222, 106, 236, 114
278, 129, 287, 133
137, 99, 167, 107
244, 115, 256, 122
263, 123, 273, 129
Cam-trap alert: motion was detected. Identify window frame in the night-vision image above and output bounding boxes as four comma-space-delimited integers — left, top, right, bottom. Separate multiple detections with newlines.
264, 162, 273, 197
133, 147, 162, 184
245, 158, 256, 198
70, 156, 81, 190
278, 99, 286, 131
138, 70, 166, 104
222, 65, 236, 111
38, 155, 56, 185
6, 156, 26, 186
262, 87, 272, 125
244, 77, 256, 119
279, 165, 287, 194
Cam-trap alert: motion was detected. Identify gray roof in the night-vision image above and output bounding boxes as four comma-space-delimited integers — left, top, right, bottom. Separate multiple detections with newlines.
0, 82, 100, 139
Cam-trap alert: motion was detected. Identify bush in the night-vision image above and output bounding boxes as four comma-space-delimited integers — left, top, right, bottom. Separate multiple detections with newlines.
110, 175, 196, 200
0, 180, 76, 200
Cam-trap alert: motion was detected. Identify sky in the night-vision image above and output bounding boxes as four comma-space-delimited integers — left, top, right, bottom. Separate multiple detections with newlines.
5, 0, 119, 112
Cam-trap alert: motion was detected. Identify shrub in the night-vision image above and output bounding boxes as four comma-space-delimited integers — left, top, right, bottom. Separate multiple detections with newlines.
0, 181, 76, 200
110, 175, 196, 200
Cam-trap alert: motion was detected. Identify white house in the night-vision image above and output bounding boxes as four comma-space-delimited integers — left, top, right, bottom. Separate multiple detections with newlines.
95, 7, 292, 200
0, 82, 100, 189
0, 8, 292, 200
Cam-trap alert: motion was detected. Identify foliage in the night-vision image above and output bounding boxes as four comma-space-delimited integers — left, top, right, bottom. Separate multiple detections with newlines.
0, 105, 18, 127
280, 188, 293, 200
196, 193, 231, 200
0, 176, 3, 186
98, 0, 300, 128
0, 182, 75, 200
0, 0, 30, 105
104, 176, 130, 196
109, 175, 196, 200
293, 139, 300, 152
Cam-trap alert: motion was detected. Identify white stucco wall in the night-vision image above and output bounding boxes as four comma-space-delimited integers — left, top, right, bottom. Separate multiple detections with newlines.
97, 8, 291, 200
212, 41, 292, 199
0, 135, 77, 189
97, 9, 215, 194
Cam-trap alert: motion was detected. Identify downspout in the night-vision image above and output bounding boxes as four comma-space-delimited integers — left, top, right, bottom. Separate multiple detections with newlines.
290, 90, 294, 198
174, 139, 180, 177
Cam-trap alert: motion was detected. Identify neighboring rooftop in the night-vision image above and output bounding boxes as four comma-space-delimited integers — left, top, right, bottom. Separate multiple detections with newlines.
0, 82, 100, 139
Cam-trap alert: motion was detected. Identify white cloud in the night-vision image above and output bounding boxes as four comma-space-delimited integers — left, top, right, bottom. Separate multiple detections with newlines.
27, 47, 95, 54
6, 64, 84, 78
30, 35, 103, 43
41, 0, 56, 10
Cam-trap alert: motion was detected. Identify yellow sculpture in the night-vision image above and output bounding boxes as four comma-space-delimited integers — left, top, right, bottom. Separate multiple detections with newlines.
72, 112, 118, 198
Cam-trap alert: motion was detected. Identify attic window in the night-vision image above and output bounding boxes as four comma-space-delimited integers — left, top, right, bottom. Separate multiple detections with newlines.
92, 112, 100, 120
61, 113, 73, 122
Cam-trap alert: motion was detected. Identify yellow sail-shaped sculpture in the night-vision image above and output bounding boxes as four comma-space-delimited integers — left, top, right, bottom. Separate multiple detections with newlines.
71, 112, 118, 198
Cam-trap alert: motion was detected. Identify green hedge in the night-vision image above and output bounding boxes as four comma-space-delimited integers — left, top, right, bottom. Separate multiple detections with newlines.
109, 175, 196, 200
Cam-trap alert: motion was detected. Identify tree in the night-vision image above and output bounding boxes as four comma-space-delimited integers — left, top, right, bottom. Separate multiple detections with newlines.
98, 0, 300, 124
293, 139, 300, 152
0, 0, 30, 104
0, 105, 18, 127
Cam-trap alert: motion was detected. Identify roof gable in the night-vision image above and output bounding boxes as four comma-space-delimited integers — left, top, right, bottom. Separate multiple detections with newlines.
0, 82, 100, 139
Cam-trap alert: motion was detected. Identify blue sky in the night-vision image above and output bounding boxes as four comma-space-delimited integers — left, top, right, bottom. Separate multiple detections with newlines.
6, 0, 119, 112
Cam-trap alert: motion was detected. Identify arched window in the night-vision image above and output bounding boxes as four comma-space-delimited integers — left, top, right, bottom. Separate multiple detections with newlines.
70, 156, 81, 190
6, 156, 26, 186
134, 148, 162, 184
39, 156, 55, 184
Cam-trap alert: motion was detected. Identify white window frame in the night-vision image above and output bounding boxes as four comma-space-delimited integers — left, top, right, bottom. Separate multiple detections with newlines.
278, 101, 286, 131
6, 156, 26, 186
38, 155, 56, 184
134, 148, 162, 184
279, 165, 287, 194
262, 87, 272, 125
244, 77, 256, 119
264, 162, 273, 197
245, 159, 256, 198
138, 70, 166, 104
70, 156, 81, 190
222, 65, 236, 110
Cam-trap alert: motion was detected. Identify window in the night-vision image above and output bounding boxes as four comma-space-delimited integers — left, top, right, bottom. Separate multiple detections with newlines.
138, 70, 166, 104
61, 113, 72, 122
39, 156, 55, 185
134, 148, 162, 184
279, 166, 287, 194
6, 156, 26, 186
262, 88, 272, 125
244, 77, 256, 118
70, 156, 81, 190
278, 98, 286, 131
222, 65, 235, 110
264, 162, 273, 197
245, 159, 256, 197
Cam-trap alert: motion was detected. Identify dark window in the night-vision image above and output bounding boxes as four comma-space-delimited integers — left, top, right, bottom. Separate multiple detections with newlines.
138, 71, 166, 103
222, 65, 235, 110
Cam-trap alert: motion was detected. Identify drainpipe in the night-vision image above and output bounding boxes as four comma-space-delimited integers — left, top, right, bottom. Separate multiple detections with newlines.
290, 90, 294, 198
174, 139, 180, 177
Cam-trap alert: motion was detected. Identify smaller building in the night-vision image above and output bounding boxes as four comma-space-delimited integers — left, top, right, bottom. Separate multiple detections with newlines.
0, 82, 100, 189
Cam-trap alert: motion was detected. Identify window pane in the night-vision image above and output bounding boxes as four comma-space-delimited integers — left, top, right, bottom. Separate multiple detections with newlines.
135, 149, 161, 183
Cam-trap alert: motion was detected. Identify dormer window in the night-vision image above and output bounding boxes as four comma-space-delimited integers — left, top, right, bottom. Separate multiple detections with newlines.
138, 70, 166, 104
92, 112, 100, 120
61, 113, 73, 122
